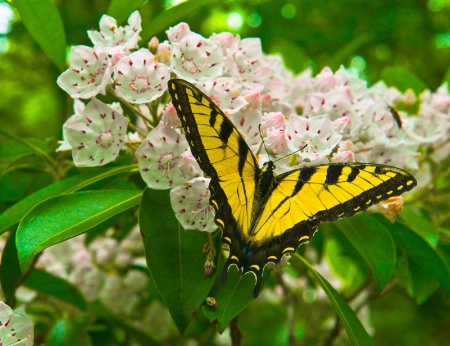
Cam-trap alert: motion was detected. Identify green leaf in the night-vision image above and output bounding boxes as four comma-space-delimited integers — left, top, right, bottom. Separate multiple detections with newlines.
106, 0, 145, 24
141, 0, 219, 41
0, 165, 138, 234
16, 189, 142, 272
139, 188, 219, 334
381, 67, 428, 95
46, 318, 92, 346
376, 215, 450, 297
13, 0, 67, 71
334, 214, 396, 292
24, 269, 87, 310
202, 263, 268, 333
322, 226, 368, 296
398, 207, 438, 247
0, 138, 49, 170
0, 231, 21, 305
292, 254, 374, 346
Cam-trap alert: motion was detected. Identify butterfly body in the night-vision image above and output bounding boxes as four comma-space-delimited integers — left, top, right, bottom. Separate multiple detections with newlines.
168, 79, 417, 297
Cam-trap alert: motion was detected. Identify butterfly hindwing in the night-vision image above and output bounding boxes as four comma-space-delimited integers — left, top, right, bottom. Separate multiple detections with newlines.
168, 78, 417, 298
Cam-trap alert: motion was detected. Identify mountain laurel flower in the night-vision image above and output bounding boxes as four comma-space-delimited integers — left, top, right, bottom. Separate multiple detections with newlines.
200, 77, 248, 114
57, 44, 112, 99
87, 10, 142, 56
170, 32, 223, 82
135, 123, 188, 189
261, 111, 287, 131
166, 22, 191, 42
114, 49, 171, 103
0, 301, 33, 346
228, 37, 272, 88
285, 114, 342, 161
63, 98, 128, 167
170, 177, 218, 232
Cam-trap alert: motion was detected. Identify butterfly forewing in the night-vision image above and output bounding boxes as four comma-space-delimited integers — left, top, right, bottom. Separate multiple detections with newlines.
168, 79, 259, 238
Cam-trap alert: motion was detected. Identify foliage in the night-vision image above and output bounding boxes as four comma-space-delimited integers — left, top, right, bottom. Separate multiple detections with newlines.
0, 0, 449, 345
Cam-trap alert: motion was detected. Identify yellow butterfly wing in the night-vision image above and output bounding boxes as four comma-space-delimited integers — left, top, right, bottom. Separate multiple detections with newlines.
168, 79, 418, 298
168, 79, 259, 240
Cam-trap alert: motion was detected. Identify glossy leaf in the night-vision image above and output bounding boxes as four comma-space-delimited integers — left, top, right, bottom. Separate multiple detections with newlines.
381, 67, 428, 95
24, 269, 87, 310
398, 207, 439, 246
16, 189, 142, 272
334, 214, 396, 293
292, 254, 374, 346
202, 263, 269, 333
0, 165, 138, 234
377, 215, 450, 297
141, 0, 219, 41
13, 0, 66, 71
139, 188, 219, 334
322, 226, 368, 296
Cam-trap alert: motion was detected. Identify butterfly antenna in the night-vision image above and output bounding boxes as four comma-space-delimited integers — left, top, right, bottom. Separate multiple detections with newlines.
258, 124, 271, 159
258, 124, 307, 163
273, 143, 307, 163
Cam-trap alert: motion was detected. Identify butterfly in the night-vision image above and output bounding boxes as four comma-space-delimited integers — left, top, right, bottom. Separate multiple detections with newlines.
168, 79, 417, 297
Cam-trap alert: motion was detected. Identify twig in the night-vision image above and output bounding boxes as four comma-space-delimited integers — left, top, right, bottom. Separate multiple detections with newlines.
230, 316, 242, 346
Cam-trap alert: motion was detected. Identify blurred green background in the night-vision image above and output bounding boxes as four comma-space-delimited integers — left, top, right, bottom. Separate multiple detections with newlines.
1, 0, 449, 140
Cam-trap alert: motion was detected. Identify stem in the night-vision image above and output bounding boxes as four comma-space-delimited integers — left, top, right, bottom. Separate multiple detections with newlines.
230, 316, 242, 346
322, 319, 341, 346
0, 128, 61, 181
277, 272, 296, 346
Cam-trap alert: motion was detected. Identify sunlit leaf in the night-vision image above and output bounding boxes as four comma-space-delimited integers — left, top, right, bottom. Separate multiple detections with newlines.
398, 207, 438, 247
0, 165, 138, 234
13, 0, 66, 71
16, 190, 141, 272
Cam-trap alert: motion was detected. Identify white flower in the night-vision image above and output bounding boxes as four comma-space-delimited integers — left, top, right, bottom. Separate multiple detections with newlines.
113, 49, 171, 104
0, 301, 33, 346
171, 32, 224, 82
57, 44, 112, 99
135, 123, 189, 189
166, 22, 191, 43
200, 77, 248, 114
228, 37, 272, 88
63, 98, 128, 167
286, 114, 342, 161
87, 10, 142, 55
170, 177, 217, 232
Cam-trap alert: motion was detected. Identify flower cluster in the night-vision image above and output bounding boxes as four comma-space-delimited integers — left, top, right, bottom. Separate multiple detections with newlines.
36, 227, 148, 316
57, 11, 449, 232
